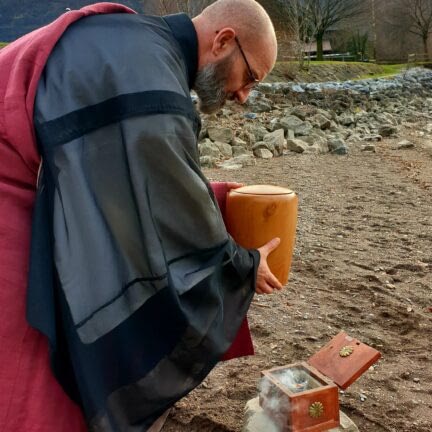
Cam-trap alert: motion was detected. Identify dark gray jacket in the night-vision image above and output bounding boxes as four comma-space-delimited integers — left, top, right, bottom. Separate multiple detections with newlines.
28, 12, 258, 431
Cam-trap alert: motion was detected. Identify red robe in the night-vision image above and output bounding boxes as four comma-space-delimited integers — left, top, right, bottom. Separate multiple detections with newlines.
0, 3, 252, 430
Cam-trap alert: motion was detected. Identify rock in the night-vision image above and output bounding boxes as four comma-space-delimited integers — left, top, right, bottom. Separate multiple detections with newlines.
199, 139, 221, 159
361, 144, 376, 152
331, 145, 349, 155
263, 129, 285, 156
286, 139, 309, 153
339, 114, 355, 126
424, 142, 432, 156
328, 138, 346, 152
362, 134, 382, 142
312, 113, 332, 130
214, 141, 233, 158
249, 98, 273, 113
232, 146, 251, 157
279, 115, 304, 134
199, 156, 217, 168
295, 121, 313, 137
286, 129, 295, 140
291, 84, 305, 93
245, 91, 274, 112
219, 161, 243, 170
253, 141, 274, 153
207, 127, 233, 144
245, 124, 269, 141
253, 148, 274, 159
290, 106, 316, 121
232, 136, 249, 148
243, 397, 359, 432
395, 140, 415, 149
231, 154, 257, 167
378, 124, 398, 137
303, 135, 329, 153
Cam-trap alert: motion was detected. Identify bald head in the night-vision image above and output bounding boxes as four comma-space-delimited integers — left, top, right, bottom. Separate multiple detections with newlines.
191, 0, 277, 113
193, 0, 277, 73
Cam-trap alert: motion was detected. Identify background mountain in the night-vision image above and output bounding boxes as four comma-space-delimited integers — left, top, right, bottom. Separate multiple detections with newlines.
0, 0, 148, 41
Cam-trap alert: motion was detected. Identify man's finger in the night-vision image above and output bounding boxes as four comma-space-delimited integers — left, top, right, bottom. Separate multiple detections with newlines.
259, 237, 281, 258
226, 182, 244, 190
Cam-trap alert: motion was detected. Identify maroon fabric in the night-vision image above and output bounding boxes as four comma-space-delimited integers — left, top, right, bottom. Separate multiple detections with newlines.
0, 4, 135, 431
210, 182, 255, 361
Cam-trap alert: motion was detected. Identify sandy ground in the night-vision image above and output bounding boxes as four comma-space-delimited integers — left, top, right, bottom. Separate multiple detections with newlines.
163, 128, 432, 432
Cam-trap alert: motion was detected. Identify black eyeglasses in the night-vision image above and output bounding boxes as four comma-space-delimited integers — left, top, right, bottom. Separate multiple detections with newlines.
234, 36, 260, 89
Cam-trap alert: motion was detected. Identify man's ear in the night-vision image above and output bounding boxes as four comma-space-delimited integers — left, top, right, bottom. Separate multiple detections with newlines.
211, 27, 236, 57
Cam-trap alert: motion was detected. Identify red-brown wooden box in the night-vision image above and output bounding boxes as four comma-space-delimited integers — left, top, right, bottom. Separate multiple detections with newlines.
259, 332, 381, 432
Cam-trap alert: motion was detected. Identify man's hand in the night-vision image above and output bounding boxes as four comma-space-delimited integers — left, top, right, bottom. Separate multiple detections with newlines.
225, 182, 244, 191
256, 238, 283, 294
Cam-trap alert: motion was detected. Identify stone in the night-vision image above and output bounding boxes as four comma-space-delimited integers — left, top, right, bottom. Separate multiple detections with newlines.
312, 113, 332, 130
253, 148, 274, 159
331, 146, 349, 155
243, 397, 359, 432
253, 141, 273, 152
361, 144, 376, 152
295, 121, 313, 137
378, 124, 398, 137
290, 106, 316, 121
395, 140, 415, 149
245, 124, 269, 141
219, 161, 243, 170
339, 114, 355, 126
328, 138, 346, 152
279, 115, 304, 134
199, 139, 221, 159
214, 141, 233, 158
247, 97, 273, 113
263, 129, 285, 156
232, 146, 251, 157
286, 139, 309, 153
232, 136, 249, 148
207, 127, 233, 144
232, 154, 256, 167
362, 134, 382, 142
199, 156, 217, 168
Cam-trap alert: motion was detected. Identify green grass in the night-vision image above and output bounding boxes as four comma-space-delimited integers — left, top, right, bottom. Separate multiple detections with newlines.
0, 42, 8, 49
356, 63, 407, 80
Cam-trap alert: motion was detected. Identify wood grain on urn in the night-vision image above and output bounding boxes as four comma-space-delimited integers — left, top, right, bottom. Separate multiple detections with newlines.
225, 185, 298, 285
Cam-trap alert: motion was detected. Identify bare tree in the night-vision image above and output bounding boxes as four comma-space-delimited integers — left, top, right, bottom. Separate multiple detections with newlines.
398, 0, 432, 59
278, 0, 317, 67
156, 0, 213, 16
280, 0, 365, 61
308, 0, 366, 60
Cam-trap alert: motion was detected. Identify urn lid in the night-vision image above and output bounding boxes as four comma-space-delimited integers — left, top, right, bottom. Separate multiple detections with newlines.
307, 331, 381, 390
230, 185, 295, 195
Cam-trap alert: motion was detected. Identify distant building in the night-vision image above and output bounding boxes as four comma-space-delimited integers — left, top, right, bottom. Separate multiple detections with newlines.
302, 40, 333, 57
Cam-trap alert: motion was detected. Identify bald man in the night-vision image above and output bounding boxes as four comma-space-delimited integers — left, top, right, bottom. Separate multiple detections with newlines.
0, 1, 279, 431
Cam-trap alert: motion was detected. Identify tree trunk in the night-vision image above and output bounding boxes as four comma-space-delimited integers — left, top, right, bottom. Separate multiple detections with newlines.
316, 33, 324, 61
423, 35, 429, 62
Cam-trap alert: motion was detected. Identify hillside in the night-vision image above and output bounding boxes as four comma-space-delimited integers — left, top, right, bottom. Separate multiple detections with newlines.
266, 62, 406, 83
0, 0, 145, 41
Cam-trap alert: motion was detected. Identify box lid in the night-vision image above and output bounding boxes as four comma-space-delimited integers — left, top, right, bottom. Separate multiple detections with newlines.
307, 331, 381, 390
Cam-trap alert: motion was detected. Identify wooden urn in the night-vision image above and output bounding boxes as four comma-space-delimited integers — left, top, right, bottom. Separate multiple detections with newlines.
225, 185, 298, 285
259, 332, 381, 432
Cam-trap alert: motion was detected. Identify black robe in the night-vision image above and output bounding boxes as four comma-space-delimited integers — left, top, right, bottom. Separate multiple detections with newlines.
27, 11, 258, 431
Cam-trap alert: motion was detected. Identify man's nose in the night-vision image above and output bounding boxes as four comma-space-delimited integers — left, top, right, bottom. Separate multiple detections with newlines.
233, 87, 252, 104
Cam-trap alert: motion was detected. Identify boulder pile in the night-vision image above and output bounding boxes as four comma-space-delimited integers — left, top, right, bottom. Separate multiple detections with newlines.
197, 68, 432, 169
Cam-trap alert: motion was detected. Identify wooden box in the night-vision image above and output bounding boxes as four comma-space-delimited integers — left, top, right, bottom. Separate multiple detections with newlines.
259, 332, 381, 432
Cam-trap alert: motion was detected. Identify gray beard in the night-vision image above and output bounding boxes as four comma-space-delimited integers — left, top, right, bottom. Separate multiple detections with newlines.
193, 58, 233, 114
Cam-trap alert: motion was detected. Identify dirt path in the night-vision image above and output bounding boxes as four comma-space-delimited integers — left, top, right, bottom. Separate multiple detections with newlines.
163, 132, 432, 432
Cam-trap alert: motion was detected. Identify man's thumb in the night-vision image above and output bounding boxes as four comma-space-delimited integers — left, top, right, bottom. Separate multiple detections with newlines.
264, 237, 281, 255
